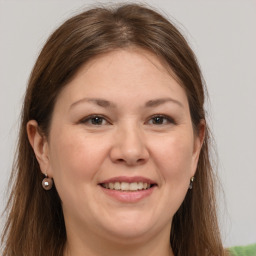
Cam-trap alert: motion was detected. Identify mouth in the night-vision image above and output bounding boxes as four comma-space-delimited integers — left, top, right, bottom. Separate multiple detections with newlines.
98, 177, 157, 202
99, 176, 157, 193
100, 181, 155, 192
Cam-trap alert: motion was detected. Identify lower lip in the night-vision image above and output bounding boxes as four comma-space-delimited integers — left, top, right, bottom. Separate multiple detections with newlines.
99, 186, 156, 203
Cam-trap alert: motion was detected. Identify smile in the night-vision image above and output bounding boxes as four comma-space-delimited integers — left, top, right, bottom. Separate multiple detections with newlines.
99, 176, 157, 202
101, 182, 152, 191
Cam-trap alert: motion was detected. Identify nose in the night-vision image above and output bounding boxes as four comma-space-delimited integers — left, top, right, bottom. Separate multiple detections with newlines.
110, 124, 149, 166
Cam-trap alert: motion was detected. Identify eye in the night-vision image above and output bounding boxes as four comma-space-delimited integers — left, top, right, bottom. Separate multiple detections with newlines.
80, 115, 109, 126
147, 115, 175, 125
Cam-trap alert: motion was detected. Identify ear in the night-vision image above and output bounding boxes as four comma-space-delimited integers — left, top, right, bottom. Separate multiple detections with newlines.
27, 120, 52, 177
191, 120, 205, 176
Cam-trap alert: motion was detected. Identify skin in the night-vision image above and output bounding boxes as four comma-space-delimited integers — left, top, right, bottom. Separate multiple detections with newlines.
27, 48, 204, 256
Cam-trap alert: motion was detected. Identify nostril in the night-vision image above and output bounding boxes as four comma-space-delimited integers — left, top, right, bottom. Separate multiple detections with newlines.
116, 158, 125, 163
137, 158, 146, 164
128, 158, 146, 166
114, 158, 145, 166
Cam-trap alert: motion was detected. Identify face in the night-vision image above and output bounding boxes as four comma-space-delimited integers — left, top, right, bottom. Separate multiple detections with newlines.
32, 49, 203, 244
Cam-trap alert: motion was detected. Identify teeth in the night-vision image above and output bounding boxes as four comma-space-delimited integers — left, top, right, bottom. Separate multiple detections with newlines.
102, 182, 152, 191
109, 183, 114, 189
114, 182, 120, 190
138, 182, 143, 190
120, 182, 130, 190
130, 182, 139, 191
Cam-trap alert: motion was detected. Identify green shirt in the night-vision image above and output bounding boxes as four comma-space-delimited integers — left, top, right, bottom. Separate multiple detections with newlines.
229, 244, 256, 256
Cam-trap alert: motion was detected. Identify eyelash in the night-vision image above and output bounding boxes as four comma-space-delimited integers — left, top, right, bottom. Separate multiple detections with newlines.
148, 114, 176, 125
79, 114, 176, 126
79, 115, 110, 126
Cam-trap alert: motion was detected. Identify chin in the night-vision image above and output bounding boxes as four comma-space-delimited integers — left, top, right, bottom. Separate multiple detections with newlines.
103, 226, 153, 244
98, 212, 160, 242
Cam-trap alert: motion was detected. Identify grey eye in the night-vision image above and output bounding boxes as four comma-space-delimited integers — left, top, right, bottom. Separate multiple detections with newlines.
80, 115, 108, 126
90, 117, 105, 125
151, 116, 165, 124
148, 115, 174, 125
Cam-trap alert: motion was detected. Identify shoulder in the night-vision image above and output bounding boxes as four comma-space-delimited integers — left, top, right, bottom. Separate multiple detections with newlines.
228, 243, 256, 256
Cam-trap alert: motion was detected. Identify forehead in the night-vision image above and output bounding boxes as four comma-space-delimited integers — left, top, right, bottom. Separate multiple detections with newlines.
75, 47, 181, 85
55, 48, 189, 109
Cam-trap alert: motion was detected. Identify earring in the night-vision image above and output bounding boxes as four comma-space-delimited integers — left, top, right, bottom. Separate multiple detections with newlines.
42, 174, 53, 190
189, 176, 194, 189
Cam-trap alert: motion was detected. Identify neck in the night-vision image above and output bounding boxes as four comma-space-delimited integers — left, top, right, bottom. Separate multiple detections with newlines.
63, 226, 174, 256
64, 244, 174, 256
64, 243, 174, 256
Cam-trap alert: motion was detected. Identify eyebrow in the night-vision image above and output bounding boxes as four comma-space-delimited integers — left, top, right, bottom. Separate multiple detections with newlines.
70, 98, 117, 109
145, 98, 183, 108
69, 97, 183, 110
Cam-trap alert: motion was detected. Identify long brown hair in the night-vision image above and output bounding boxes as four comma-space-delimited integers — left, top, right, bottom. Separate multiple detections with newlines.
1, 3, 227, 256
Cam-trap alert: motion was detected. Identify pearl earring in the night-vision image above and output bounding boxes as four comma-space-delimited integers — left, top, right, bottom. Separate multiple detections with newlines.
42, 174, 53, 190
189, 176, 194, 189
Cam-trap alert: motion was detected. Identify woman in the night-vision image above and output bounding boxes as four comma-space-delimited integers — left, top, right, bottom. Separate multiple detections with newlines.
1, 3, 228, 256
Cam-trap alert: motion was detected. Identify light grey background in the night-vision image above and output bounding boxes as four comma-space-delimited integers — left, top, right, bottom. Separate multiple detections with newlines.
0, 0, 255, 248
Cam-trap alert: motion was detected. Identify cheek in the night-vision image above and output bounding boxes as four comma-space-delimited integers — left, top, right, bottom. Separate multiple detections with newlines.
147, 132, 195, 218
151, 133, 194, 183
48, 128, 108, 185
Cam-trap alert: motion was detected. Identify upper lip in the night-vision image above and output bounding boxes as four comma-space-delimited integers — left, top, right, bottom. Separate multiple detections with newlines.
99, 176, 157, 185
